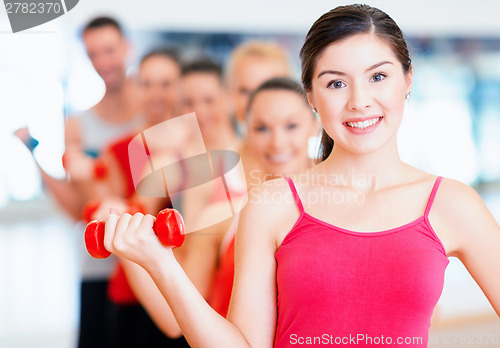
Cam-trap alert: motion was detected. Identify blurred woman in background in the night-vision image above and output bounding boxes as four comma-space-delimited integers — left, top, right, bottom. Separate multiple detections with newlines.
101, 5, 500, 347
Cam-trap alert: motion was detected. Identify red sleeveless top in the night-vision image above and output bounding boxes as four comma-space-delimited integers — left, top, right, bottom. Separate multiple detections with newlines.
274, 177, 449, 347
207, 235, 235, 317
106, 134, 142, 305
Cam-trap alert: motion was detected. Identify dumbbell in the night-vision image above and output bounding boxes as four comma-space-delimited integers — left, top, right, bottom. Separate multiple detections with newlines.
81, 200, 145, 223
85, 208, 185, 259
62, 153, 108, 179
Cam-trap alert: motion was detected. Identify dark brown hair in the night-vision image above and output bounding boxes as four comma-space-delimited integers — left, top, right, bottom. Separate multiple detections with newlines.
300, 4, 411, 162
246, 77, 310, 117
140, 47, 181, 66
82, 16, 123, 37
182, 58, 223, 80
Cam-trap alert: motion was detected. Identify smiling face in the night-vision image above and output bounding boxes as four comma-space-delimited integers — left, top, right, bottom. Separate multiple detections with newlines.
139, 55, 181, 124
308, 33, 412, 155
247, 89, 316, 177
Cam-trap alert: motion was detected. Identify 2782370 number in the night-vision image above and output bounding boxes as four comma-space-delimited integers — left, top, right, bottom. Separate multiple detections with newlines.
5, 2, 62, 14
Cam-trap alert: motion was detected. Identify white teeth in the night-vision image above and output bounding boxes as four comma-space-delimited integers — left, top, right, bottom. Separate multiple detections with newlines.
346, 117, 380, 129
268, 154, 292, 163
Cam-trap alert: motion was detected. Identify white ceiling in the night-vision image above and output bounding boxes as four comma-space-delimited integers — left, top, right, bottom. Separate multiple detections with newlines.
62, 0, 500, 37
0, 0, 496, 37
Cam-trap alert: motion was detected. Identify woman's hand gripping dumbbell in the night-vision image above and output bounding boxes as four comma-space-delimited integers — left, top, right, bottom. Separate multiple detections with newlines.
85, 208, 185, 259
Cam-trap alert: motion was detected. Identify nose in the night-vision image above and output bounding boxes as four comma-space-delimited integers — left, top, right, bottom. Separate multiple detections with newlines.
347, 83, 371, 111
270, 129, 286, 150
146, 84, 161, 99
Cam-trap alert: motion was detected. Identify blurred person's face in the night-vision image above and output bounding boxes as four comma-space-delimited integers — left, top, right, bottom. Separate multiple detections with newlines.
139, 55, 181, 125
181, 72, 230, 138
247, 89, 317, 178
83, 26, 129, 91
230, 56, 289, 122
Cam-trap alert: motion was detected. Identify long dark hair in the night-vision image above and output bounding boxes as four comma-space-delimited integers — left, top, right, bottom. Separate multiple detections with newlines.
300, 4, 412, 162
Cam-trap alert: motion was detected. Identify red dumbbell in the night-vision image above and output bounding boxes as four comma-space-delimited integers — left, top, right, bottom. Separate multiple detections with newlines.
62, 153, 108, 179
85, 208, 185, 259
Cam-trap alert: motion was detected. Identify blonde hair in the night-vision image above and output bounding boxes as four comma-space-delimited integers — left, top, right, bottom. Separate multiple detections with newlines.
225, 40, 292, 86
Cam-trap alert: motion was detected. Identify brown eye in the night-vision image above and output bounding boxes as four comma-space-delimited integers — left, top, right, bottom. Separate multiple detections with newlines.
370, 73, 387, 82
255, 125, 268, 132
327, 80, 346, 89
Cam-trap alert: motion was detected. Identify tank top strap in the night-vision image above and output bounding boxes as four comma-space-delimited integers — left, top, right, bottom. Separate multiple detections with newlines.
424, 176, 444, 217
285, 177, 304, 213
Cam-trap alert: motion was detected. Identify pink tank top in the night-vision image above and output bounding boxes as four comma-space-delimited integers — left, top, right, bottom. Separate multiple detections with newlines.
274, 177, 449, 347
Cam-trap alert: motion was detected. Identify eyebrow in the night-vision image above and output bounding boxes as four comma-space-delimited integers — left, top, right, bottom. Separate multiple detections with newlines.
317, 61, 394, 78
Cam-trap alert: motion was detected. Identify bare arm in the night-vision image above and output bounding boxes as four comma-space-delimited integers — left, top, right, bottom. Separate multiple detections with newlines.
41, 116, 99, 219
64, 117, 82, 150
120, 259, 183, 338
38, 168, 83, 220
103, 181, 289, 347
14, 125, 83, 220
117, 201, 232, 338
184, 201, 234, 298
430, 179, 500, 316
104, 212, 250, 348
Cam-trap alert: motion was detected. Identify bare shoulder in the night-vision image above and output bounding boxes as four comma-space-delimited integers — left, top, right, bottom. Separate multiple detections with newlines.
429, 177, 496, 256
188, 200, 235, 248
193, 200, 235, 233
433, 177, 485, 214
239, 177, 300, 249
244, 176, 298, 223
247, 176, 293, 204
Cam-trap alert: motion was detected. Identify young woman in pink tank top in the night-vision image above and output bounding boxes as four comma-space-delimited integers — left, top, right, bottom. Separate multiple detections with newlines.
101, 4, 500, 347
